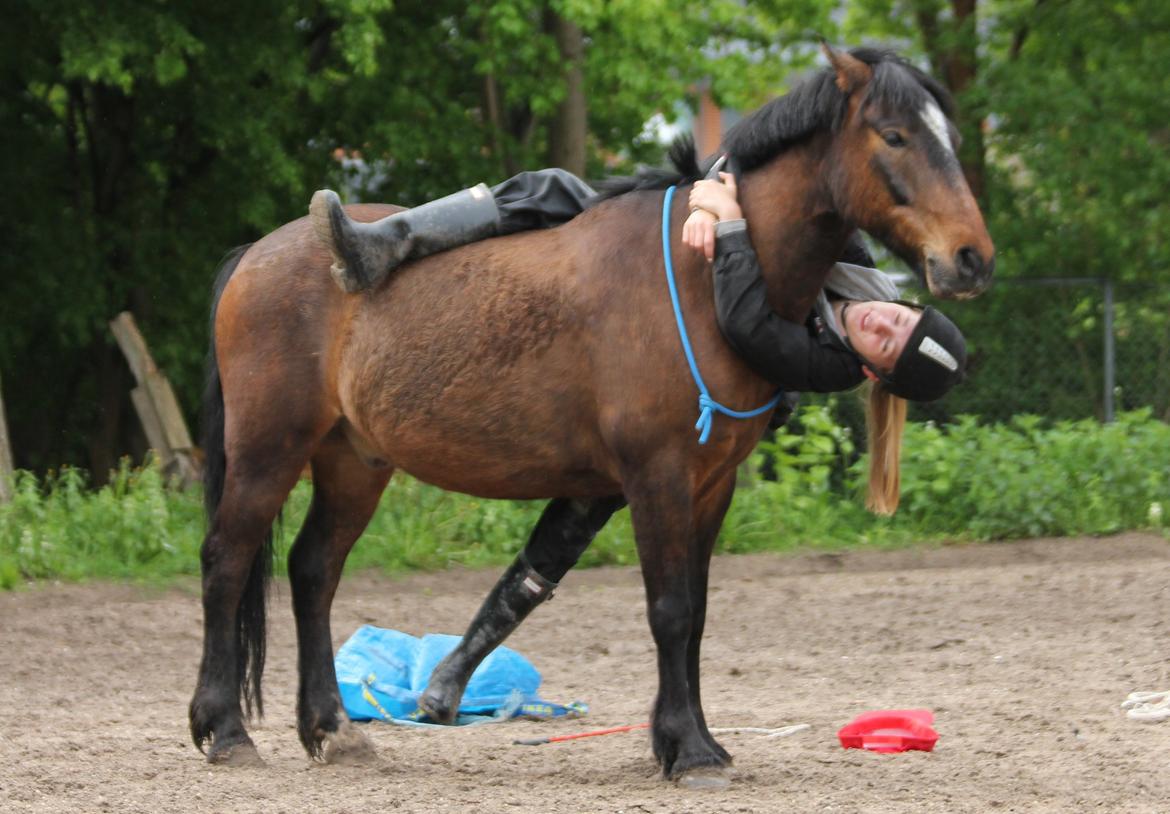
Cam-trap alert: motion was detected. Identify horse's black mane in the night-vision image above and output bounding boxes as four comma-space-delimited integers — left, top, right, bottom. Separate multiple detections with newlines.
590, 48, 954, 204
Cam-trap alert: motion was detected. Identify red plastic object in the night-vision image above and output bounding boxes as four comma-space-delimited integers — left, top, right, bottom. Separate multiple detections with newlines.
837, 709, 939, 753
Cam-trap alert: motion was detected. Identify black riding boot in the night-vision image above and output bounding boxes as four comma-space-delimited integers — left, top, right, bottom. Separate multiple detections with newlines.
418, 553, 555, 724
309, 184, 500, 293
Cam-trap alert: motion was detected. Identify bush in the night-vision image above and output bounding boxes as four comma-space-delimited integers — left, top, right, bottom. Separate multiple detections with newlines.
716, 407, 1170, 553
1, 410, 1166, 589
892, 410, 1170, 539
0, 460, 204, 589
719, 403, 879, 553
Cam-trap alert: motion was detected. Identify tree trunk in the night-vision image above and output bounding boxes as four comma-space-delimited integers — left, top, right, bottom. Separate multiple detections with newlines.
86, 339, 127, 485
0, 371, 13, 503
544, 8, 587, 176
947, 0, 985, 202
483, 72, 522, 177
916, 0, 986, 203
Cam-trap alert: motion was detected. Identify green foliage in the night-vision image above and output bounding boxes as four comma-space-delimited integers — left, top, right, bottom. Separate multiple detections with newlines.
3, 0, 1169, 487
4, 411, 1166, 590
0, 0, 840, 474
894, 410, 1170, 539
0, 461, 204, 589
1, 0, 397, 472
981, 0, 1170, 287
719, 404, 877, 554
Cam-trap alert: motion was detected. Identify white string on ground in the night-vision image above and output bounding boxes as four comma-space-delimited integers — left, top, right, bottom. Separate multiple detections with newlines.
1121, 690, 1170, 722
709, 724, 811, 738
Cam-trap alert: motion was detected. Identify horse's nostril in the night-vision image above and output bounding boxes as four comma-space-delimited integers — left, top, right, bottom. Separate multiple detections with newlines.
956, 246, 986, 281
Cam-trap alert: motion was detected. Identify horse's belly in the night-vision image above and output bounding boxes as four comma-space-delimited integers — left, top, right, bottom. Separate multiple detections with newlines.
365, 410, 619, 499
395, 446, 618, 499
342, 348, 620, 499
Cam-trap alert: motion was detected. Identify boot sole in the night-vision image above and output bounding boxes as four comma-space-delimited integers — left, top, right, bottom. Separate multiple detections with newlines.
309, 190, 358, 290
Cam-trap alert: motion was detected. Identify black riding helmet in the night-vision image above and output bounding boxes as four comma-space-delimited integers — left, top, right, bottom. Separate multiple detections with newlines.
871, 306, 966, 402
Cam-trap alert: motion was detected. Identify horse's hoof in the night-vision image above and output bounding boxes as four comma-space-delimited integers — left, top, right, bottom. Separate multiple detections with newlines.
416, 691, 458, 725
322, 723, 379, 766
208, 740, 265, 768
676, 767, 732, 790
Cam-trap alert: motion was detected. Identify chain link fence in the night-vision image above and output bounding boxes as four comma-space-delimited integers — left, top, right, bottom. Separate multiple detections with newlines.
917, 278, 1170, 424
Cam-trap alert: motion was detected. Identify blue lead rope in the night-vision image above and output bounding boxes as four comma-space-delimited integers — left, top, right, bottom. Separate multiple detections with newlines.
661, 185, 784, 444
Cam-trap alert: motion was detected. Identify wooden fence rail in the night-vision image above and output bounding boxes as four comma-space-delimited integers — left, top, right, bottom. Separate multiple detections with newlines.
109, 312, 199, 487
0, 372, 12, 504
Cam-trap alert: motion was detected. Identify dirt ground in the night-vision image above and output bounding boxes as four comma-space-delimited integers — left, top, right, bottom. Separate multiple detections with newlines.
2, 533, 1169, 813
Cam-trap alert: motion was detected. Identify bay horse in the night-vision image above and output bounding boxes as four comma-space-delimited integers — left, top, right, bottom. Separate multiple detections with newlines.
190, 45, 993, 783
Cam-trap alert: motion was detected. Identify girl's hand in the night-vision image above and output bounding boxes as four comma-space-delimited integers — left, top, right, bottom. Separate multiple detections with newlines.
688, 172, 742, 222
683, 208, 718, 261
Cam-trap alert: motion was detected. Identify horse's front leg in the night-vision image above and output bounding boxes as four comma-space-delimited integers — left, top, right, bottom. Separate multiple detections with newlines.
626, 462, 732, 783
419, 496, 626, 723
685, 473, 738, 768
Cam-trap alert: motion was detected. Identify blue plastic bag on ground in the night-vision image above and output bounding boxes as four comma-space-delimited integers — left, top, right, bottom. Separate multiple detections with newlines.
335, 625, 586, 725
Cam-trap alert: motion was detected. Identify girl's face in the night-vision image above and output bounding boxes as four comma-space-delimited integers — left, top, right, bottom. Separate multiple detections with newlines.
842, 301, 922, 374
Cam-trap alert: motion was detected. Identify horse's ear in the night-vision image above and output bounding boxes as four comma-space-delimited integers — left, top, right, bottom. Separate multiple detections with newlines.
821, 42, 872, 94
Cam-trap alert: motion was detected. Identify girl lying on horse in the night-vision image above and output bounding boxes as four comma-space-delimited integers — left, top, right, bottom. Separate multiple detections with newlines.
309, 164, 966, 516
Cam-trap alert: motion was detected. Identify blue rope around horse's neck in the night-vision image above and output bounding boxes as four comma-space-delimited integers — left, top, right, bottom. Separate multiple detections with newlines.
661, 185, 784, 444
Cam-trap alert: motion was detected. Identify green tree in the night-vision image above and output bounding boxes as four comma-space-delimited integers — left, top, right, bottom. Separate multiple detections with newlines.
4, 0, 1165, 476
1, 0, 837, 475
979, 0, 1170, 419
0, 0, 392, 475
985, 0, 1170, 286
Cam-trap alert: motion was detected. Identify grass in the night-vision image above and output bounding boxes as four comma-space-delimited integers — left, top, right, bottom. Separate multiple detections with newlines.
2, 409, 1167, 590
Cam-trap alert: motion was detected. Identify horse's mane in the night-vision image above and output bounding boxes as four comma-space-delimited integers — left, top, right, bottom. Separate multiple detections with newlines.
590, 47, 955, 204
589, 137, 703, 202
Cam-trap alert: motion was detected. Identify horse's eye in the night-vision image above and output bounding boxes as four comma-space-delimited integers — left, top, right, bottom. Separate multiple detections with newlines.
882, 131, 906, 148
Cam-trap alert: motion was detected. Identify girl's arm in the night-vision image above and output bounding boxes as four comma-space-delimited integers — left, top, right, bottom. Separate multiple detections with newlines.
687, 175, 862, 392
712, 225, 863, 392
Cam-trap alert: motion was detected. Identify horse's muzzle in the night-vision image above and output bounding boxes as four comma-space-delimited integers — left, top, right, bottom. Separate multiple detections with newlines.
923, 246, 995, 300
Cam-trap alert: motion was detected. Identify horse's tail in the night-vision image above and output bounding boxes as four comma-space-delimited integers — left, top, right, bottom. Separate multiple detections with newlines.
202, 243, 272, 718
202, 245, 248, 520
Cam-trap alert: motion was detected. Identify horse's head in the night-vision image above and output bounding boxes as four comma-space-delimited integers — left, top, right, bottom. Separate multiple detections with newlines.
822, 45, 994, 299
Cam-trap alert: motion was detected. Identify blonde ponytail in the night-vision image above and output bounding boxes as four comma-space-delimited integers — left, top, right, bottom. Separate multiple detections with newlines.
864, 382, 907, 515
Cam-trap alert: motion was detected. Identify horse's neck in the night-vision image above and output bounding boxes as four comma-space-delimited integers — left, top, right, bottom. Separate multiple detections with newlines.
737, 146, 851, 323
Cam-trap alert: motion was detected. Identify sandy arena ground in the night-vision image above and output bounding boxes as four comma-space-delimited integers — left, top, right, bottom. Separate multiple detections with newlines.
2, 532, 1169, 813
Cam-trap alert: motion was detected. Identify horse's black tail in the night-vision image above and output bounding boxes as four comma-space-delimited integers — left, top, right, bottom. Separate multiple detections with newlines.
201, 243, 272, 719
202, 245, 249, 521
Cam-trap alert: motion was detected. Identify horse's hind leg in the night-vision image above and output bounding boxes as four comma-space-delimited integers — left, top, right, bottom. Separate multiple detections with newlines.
418, 495, 625, 723
190, 441, 314, 765
288, 430, 393, 763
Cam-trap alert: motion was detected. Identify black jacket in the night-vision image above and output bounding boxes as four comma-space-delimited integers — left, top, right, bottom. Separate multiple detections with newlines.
712, 228, 865, 393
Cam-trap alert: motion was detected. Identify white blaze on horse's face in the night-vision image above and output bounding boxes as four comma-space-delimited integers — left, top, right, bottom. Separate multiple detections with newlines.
921, 101, 955, 157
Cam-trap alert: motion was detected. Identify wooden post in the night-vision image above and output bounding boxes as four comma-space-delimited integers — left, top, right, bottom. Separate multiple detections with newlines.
109, 312, 199, 487
0, 371, 13, 504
